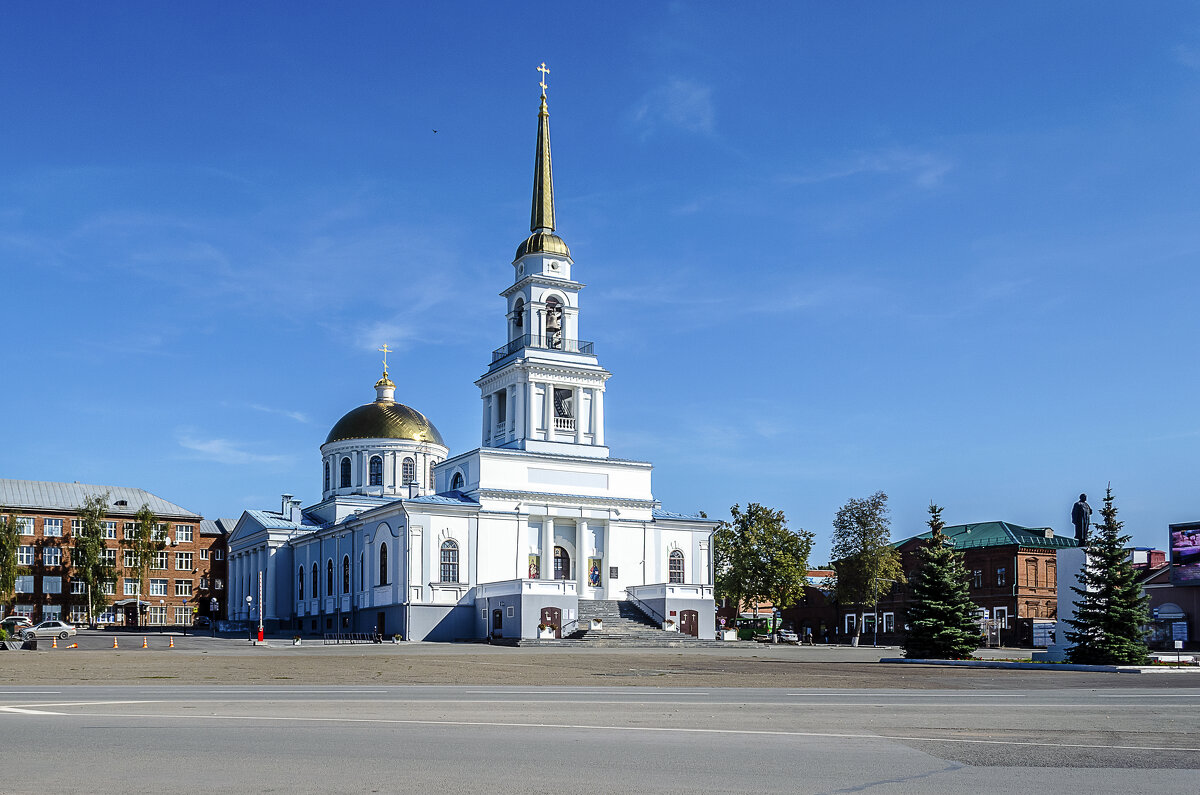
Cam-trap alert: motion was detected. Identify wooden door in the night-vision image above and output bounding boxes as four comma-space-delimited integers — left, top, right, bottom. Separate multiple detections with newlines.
492, 609, 503, 635
680, 610, 699, 637
376, 611, 386, 638
540, 606, 562, 639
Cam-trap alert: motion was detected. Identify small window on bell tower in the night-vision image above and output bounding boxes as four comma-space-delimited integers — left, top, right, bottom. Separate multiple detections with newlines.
496, 390, 507, 424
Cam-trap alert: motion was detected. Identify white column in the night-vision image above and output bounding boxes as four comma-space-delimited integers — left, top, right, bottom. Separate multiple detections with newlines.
265, 547, 277, 621
573, 386, 583, 444
594, 389, 605, 446
576, 520, 588, 594
601, 523, 611, 598
507, 384, 516, 437
482, 395, 491, 444
489, 392, 499, 445
541, 517, 554, 580
543, 383, 553, 439
514, 380, 525, 442
525, 382, 535, 439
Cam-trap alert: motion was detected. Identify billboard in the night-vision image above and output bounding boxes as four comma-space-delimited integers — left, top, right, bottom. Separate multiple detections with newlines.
1169, 522, 1200, 585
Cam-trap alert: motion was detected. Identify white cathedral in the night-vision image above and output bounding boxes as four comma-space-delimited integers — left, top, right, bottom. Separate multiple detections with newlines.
227, 78, 718, 642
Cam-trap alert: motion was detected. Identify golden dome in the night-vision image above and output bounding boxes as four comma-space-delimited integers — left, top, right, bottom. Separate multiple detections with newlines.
325, 400, 445, 446
515, 231, 570, 260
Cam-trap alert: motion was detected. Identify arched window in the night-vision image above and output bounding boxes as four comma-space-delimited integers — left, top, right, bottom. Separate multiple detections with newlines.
512, 298, 524, 336
297, 566, 304, 600
440, 540, 459, 583
428, 460, 436, 489
544, 296, 563, 348
402, 457, 416, 485
369, 456, 383, 486
379, 542, 389, 585
323, 462, 330, 491
340, 457, 352, 488
1026, 558, 1039, 588
326, 559, 334, 597
553, 546, 570, 580
669, 550, 685, 584
312, 563, 319, 598
450, 472, 464, 491
342, 555, 350, 594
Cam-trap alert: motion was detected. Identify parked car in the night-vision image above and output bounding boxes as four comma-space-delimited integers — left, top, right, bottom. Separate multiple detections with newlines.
777, 629, 799, 644
1, 616, 34, 636
193, 616, 212, 629
21, 620, 77, 641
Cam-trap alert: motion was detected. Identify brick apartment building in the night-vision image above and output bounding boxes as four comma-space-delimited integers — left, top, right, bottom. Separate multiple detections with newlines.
784, 521, 1079, 646
1, 479, 210, 627
197, 518, 233, 623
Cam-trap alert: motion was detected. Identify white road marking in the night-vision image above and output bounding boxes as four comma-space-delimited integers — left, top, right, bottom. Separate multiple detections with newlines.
56, 709, 1200, 753
204, 689, 389, 694
0, 707, 64, 715
0, 691, 61, 695
786, 692, 1021, 697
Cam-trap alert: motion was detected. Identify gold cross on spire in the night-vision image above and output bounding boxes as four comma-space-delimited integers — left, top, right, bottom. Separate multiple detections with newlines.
537, 62, 550, 97
378, 343, 392, 374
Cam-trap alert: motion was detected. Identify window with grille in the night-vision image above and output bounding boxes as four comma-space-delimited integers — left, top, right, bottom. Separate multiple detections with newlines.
17, 517, 34, 535
402, 458, 415, 485
340, 458, 352, 488
124, 551, 137, 568
668, 550, 685, 584
101, 548, 116, 566
43, 547, 62, 566
124, 578, 138, 596
149, 579, 168, 596
43, 576, 62, 594
102, 521, 116, 539
369, 456, 383, 486
440, 540, 459, 583
379, 543, 388, 585
175, 580, 192, 596
176, 552, 193, 570
17, 546, 34, 566
71, 579, 86, 594
175, 525, 193, 543
174, 607, 191, 625
44, 518, 63, 537
153, 552, 169, 570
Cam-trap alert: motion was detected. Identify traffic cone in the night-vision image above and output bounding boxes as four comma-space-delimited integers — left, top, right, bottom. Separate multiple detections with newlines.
68, 643, 78, 648
113, 637, 119, 649
142, 636, 148, 649
52, 636, 57, 649
169, 636, 174, 648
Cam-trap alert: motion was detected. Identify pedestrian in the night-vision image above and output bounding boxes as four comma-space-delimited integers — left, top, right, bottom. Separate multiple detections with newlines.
804, 626, 814, 646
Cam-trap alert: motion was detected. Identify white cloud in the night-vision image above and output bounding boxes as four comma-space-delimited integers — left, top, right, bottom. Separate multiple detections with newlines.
634, 78, 716, 136
248, 404, 311, 424
786, 149, 953, 189
178, 435, 291, 466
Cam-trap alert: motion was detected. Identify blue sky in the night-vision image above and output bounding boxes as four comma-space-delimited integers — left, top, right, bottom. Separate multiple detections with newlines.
2, 3, 1198, 561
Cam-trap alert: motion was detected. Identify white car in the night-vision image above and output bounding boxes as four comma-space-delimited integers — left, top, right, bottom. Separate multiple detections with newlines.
21, 620, 77, 641
777, 629, 799, 644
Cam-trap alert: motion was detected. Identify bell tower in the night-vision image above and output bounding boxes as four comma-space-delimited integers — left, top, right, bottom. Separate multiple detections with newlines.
476, 64, 611, 459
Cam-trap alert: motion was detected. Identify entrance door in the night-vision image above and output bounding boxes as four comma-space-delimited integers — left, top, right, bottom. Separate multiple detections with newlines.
125, 603, 138, 627
540, 606, 562, 639
492, 609, 503, 637
553, 546, 570, 580
376, 611, 386, 638
679, 610, 699, 637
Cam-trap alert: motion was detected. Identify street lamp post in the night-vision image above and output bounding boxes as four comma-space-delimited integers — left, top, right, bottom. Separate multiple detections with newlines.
245, 595, 253, 643
158, 599, 164, 633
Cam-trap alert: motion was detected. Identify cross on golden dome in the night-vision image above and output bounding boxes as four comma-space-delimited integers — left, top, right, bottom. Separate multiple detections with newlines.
538, 62, 550, 97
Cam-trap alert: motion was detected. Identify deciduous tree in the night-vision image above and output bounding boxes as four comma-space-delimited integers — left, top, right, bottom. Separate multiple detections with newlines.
714, 503, 814, 618
73, 492, 115, 627
830, 491, 905, 642
0, 510, 19, 614
122, 504, 165, 624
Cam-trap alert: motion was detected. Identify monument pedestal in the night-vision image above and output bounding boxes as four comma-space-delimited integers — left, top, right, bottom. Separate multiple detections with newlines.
1033, 546, 1087, 662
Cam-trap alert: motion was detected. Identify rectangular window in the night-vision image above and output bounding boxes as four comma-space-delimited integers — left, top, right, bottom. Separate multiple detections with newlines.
124, 551, 137, 568
213, 549, 224, 561
97, 610, 115, 623
42, 547, 62, 566
844, 614, 857, 634
506, 606, 514, 618
147, 606, 167, 625
176, 552, 193, 571
154, 524, 169, 542
200, 576, 209, 589
883, 612, 895, 633
102, 521, 117, 539
215, 578, 224, 590
175, 580, 193, 596
862, 613, 877, 635
993, 607, 1009, 629
70, 605, 88, 624
1027, 559, 1038, 588
123, 522, 136, 539
17, 546, 34, 566
71, 579, 86, 595
15, 575, 34, 594
72, 519, 83, 535
101, 548, 116, 566
124, 578, 138, 596
43, 605, 61, 621
101, 579, 115, 596
17, 517, 35, 535
13, 604, 34, 616
997, 567, 1007, 587
175, 525, 193, 543
174, 607, 190, 625
153, 551, 168, 570
43, 518, 63, 537
43, 576, 62, 594
972, 570, 983, 588
149, 578, 168, 596
200, 548, 210, 560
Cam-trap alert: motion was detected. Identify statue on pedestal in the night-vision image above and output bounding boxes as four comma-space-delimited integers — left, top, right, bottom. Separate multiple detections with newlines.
1071, 493, 1092, 545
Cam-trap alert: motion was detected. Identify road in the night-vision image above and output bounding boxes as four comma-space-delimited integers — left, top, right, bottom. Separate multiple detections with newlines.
1, 683, 1197, 793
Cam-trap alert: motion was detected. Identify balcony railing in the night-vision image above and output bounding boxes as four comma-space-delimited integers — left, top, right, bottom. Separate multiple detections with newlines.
492, 334, 595, 363
553, 417, 576, 432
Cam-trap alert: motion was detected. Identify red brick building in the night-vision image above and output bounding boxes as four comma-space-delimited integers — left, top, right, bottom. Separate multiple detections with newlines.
1, 479, 204, 627
784, 521, 1079, 646
196, 518, 232, 623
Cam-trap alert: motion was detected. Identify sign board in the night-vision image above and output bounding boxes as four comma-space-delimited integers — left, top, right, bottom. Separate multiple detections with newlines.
1176, 640, 1184, 650
609, 567, 618, 579
1169, 522, 1200, 585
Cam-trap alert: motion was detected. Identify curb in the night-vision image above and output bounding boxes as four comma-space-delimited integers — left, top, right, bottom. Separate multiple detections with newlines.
879, 657, 1200, 674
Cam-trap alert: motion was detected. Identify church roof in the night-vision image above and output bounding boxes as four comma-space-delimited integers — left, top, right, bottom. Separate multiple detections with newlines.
326, 399, 446, 446
0, 478, 201, 519
900, 521, 1079, 551
514, 86, 570, 261
405, 492, 480, 506
242, 509, 325, 531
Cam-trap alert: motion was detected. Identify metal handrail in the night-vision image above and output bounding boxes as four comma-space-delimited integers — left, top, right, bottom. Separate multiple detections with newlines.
561, 618, 579, 637
491, 334, 595, 362
624, 589, 665, 624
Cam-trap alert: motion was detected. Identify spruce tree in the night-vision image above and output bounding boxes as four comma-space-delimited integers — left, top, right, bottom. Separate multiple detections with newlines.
903, 503, 981, 659
1064, 485, 1149, 665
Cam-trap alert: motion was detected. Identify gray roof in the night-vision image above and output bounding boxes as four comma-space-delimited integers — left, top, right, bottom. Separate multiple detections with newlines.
242, 510, 325, 531
200, 518, 237, 536
0, 479, 201, 520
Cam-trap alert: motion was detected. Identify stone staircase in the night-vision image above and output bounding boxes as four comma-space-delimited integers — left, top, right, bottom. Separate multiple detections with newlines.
511, 599, 726, 648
